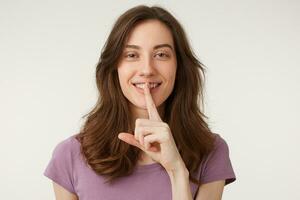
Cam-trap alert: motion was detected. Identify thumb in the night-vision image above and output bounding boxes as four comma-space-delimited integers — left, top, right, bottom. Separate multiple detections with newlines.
118, 133, 159, 152
118, 132, 143, 149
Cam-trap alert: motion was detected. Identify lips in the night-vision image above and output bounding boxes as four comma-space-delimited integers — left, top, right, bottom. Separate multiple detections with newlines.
132, 82, 162, 93
133, 82, 161, 88
132, 81, 162, 85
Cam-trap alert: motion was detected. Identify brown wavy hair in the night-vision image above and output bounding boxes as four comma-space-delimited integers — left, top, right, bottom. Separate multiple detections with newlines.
76, 5, 216, 187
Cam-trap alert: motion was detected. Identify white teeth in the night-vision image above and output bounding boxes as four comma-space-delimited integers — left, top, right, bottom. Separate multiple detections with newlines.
135, 83, 146, 89
134, 83, 160, 89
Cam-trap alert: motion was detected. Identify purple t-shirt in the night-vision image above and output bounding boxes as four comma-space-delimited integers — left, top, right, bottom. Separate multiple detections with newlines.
44, 133, 236, 199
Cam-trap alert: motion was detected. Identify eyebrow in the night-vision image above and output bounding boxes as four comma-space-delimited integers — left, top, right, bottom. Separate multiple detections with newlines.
125, 44, 174, 51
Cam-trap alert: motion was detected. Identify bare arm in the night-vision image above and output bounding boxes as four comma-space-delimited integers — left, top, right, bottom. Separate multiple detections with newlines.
195, 180, 225, 200
167, 165, 193, 200
52, 182, 78, 200
167, 163, 225, 200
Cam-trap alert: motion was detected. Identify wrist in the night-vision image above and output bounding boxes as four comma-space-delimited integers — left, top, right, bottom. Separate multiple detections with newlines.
166, 160, 189, 178
167, 160, 193, 200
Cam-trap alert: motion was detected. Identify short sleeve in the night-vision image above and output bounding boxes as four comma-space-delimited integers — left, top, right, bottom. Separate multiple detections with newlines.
43, 137, 76, 194
200, 134, 236, 186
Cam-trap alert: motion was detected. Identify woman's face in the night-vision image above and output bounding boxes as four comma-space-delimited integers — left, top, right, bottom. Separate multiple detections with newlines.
117, 19, 177, 118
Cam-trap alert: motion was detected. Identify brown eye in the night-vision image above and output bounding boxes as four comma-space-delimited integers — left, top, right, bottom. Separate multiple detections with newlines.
125, 53, 137, 58
155, 52, 169, 58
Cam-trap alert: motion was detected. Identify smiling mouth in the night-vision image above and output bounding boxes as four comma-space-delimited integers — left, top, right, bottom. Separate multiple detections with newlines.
132, 82, 162, 89
132, 82, 162, 93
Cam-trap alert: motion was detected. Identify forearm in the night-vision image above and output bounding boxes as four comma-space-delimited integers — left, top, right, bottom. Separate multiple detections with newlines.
167, 161, 193, 200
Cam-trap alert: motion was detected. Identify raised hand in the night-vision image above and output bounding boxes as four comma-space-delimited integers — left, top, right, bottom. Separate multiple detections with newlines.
118, 83, 185, 172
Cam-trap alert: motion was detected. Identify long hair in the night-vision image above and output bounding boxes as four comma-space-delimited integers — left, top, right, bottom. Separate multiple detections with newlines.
76, 5, 216, 187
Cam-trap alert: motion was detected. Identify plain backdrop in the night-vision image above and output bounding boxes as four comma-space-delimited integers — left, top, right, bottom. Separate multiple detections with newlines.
0, 0, 299, 199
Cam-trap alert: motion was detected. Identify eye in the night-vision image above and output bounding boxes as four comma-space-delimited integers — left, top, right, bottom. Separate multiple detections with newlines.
155, 52, 170, 58
125, 53, 138, 59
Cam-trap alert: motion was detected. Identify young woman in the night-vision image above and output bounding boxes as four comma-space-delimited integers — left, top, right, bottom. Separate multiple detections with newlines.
44, 5, 236, 200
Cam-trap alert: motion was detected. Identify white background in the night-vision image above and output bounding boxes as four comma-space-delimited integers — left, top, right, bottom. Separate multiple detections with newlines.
0, 0, 299, 199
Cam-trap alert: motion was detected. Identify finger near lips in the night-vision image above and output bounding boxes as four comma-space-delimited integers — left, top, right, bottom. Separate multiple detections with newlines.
143, 82, 162, 122
119, 83, 164, 152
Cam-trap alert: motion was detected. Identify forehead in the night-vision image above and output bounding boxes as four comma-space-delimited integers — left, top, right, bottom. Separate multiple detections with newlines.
125, 19, 174, 49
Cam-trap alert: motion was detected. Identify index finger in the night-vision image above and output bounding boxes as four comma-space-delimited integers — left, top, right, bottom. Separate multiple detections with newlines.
143, 82, 162, 121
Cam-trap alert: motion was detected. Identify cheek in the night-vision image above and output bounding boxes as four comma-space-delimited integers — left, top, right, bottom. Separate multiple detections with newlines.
117, 68, 134, 92
165, 67, 177, 92
117, 70, 127, 93
162, 65, 177, 83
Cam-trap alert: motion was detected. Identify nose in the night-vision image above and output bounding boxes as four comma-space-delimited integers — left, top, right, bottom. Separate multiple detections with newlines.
138, 56, 155, 77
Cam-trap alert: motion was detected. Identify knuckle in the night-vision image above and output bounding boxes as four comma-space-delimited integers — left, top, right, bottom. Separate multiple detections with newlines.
136, 118, 146, 127
139, 135, 144, 144
163, 132, 170, 140
143, 137, 148, 143
135, 118, 141, 126
138, 126, 144, 133
134, 127, 139, 140
163, 126, 169, 132
144, 138, 150, 147
162, 122, 169, 128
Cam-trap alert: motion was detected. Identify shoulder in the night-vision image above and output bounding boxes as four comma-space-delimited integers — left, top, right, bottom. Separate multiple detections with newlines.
52, 134, 80, 160
212, 133, 229, 151
44, 134, 81, 194
204, 133, 231, 163
199, 133, 236, 185
51, 134, 81, 158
